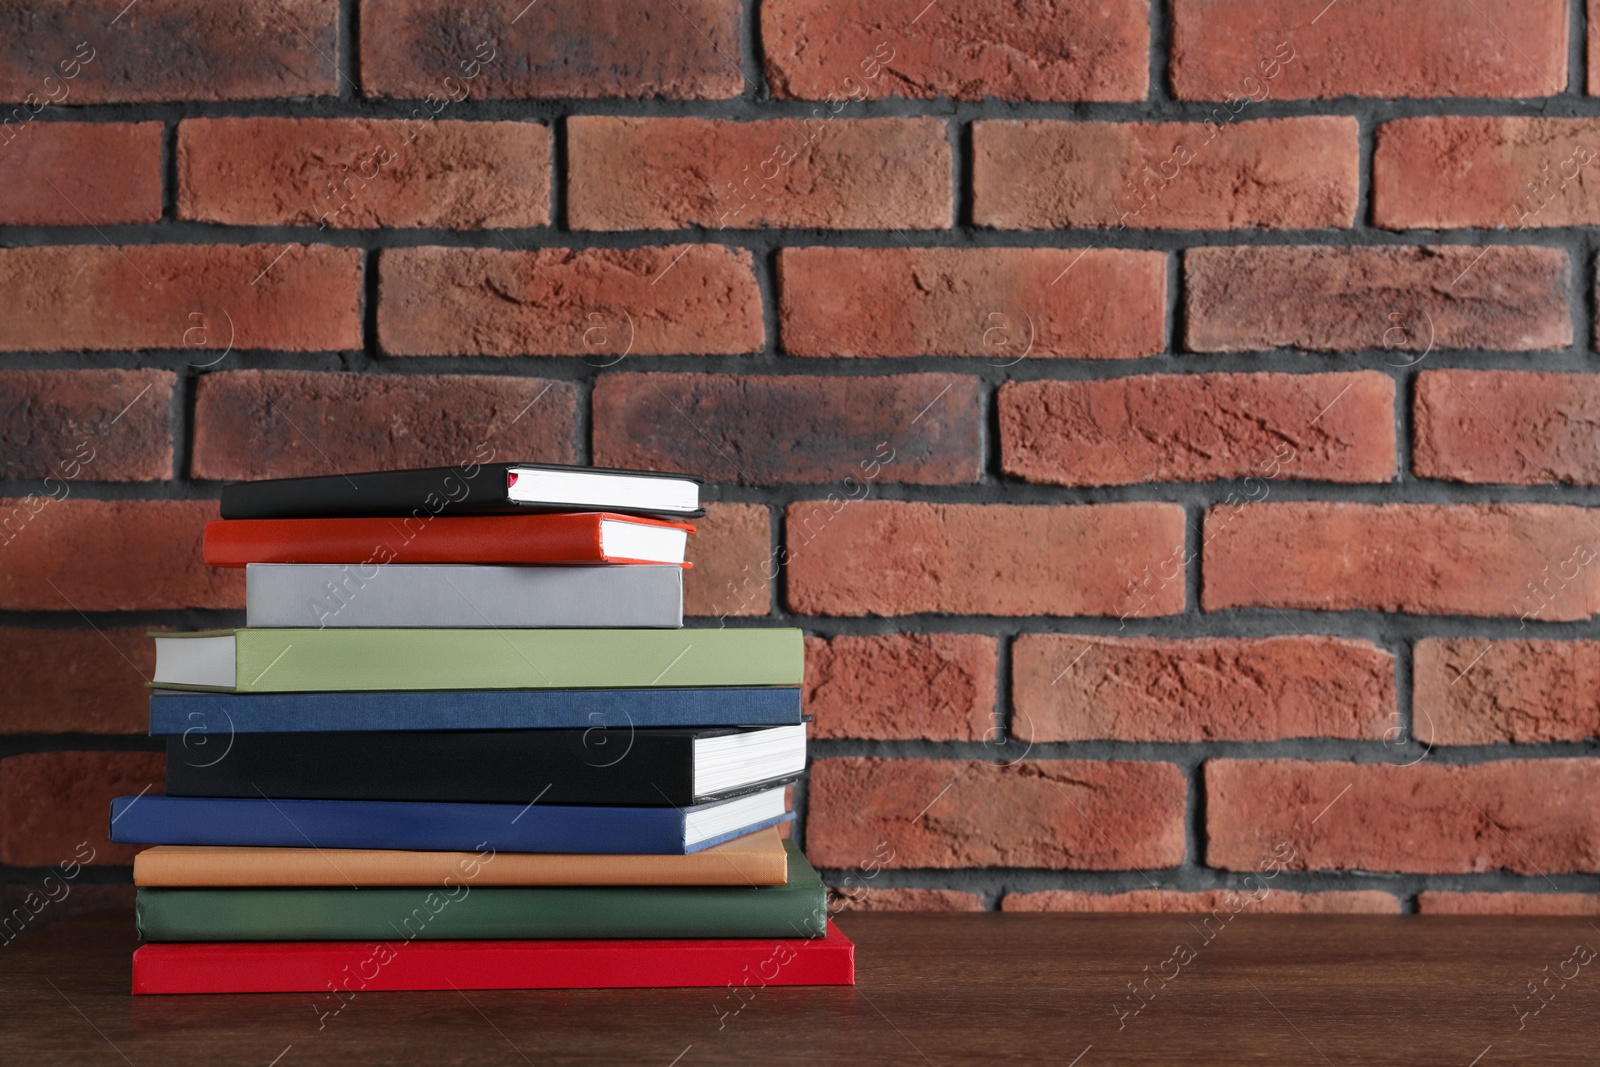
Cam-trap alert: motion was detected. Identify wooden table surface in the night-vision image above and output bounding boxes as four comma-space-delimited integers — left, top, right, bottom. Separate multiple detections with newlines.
4, 910, 1598, 1065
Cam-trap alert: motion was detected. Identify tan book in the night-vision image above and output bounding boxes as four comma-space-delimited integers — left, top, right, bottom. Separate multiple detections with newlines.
132, 828, 788, 888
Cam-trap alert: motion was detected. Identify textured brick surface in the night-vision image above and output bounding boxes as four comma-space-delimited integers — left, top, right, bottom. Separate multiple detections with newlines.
0, 370, 174, 482
592, 373, 979, 485
804, 634, 997, 740
1413, 371, 1600, 485
1185, 246, 1572, 353
780, 247, 1166, 358
1413, 640, 1600, 745
568, 116, 951, 230
0, 628, 153, 734
0, 500, 243, 611
360, 0, 742, 100
761, 0, 1150, 102
1417, 892, 1600, 915
831, 888, 986, 912
1203, 503, 1600, 618
1012, 636, 1394, 742
807, 758, 1188, 869
1002, 889, 1400, 913
974, 118, 1359, 230
191, 371, 575, 481
378, 246, 763, 357
0, 245, 362, 353
1170, 0, 1567, 100
999, 372, 1395, 487
178, 118, 550, 229
0, 123, 162, 224
786, 502, 1187, 617
1205, 759, 1600, 874
0, 751, 164, 867
682, 503, 771, 619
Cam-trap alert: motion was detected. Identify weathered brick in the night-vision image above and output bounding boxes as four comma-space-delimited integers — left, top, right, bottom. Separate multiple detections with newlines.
1013, 636, 1394, 742
1185, 246, 1571, 353
0, 751, 163, 867
1205, 759, 1600, 874
807, 758, 1188, 869
378, 246, 763, 357
178, 118, 550, 229
592, 373, 979, 485
0, 628, 153, 734
0, 0, 338, 103
568, 116, 951, 230
360, 0, 741, 100
683, 503, 771, 618
804, 634, 997, 741
191, 371, 574, 481
0, 500, 243, 611
1414, 371, 1600, 485
786, 501, 1187, 617
1170, 0, 1566, 100
0, 370, 174, 481
1413, 639, 1600, 745
779, 247, 1166, 358
830, 888, 985, 912
761, 0, 1150, 101
1417, 892, 1600, 915
1002, 889, 1400, 913
0, 245, 362, 353
974, 118, 1358, 230
999, 372, 1395, 487
0, 122, 161, 224
1202, 503, 1600, 618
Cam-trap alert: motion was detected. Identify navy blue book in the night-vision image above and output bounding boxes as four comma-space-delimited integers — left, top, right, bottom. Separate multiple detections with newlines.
148, 687, 802, 735
108, 787, 793, 855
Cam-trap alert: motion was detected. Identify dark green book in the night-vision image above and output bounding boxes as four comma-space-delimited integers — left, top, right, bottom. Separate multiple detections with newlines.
137, 841, 826, 942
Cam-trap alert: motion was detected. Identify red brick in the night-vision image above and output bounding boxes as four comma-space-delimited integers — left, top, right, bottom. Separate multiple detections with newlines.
568, 116, 951, 231
1185, 246, 1571, 353
761, 0, 1149, 102
1012, 635, 1394, 742
779, 247, 1166, 358
1417, 892, 1600, 915
0, 751, 163, 867
974, 118, 1358, 230
0, 370, 174, 481
360, 0, 741, 100
1205, 759, 1600, 874
1414, 371, 1600, 486
804, 634, 996, 741
999, 372, 1395, 487
1202, 503, 1600, 618
0, 629, 152, 734
831, 888, 985, 912
1413, 640, 1600, 746
683, 503, 771, 618
0, 885, 135, 943
807, 758, 1187, 869
0, 0, 338, 103
0, 122, 161, 224
191, 371, 574, 482
0, 499, 243, 611
178, 118, 550, 229
592, 373, 979, 485
0, 245, 362, 353
378, 246, 762, 357
786, 501, 1187, 617
1170, 0, 1566, 100
1002, 889, 1399, 914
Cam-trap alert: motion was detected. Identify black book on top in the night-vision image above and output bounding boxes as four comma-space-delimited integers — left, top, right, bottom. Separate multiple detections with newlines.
164, 725, 805, 807
219, 462, 705, 521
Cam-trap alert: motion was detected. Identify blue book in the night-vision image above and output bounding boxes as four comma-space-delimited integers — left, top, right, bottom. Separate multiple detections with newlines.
109, 788, 794, 856
148, 687, 802, 735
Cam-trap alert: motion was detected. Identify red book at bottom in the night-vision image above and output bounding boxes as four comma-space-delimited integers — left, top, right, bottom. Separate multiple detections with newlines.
132, 922, 854, 994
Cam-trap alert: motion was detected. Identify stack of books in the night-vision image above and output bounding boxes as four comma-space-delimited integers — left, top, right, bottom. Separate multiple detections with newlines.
109, 462, 853, 995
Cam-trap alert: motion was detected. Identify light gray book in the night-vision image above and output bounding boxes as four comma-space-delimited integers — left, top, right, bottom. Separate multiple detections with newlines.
245, 564, 683, 629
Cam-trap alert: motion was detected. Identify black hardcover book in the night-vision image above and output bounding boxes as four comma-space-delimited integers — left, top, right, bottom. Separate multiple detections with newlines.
219, 463, 705, 521
164, 725, 805, 807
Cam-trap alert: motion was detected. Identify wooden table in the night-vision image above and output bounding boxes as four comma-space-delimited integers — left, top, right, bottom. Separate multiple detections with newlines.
4, 911, 1598, 1064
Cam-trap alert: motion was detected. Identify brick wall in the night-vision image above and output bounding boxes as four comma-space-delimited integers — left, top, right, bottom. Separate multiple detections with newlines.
1, 0, 1598, 927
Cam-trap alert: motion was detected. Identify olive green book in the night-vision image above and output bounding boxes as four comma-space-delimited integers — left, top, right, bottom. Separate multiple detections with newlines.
150, 627, 803, 692
136, 841, 827, 942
